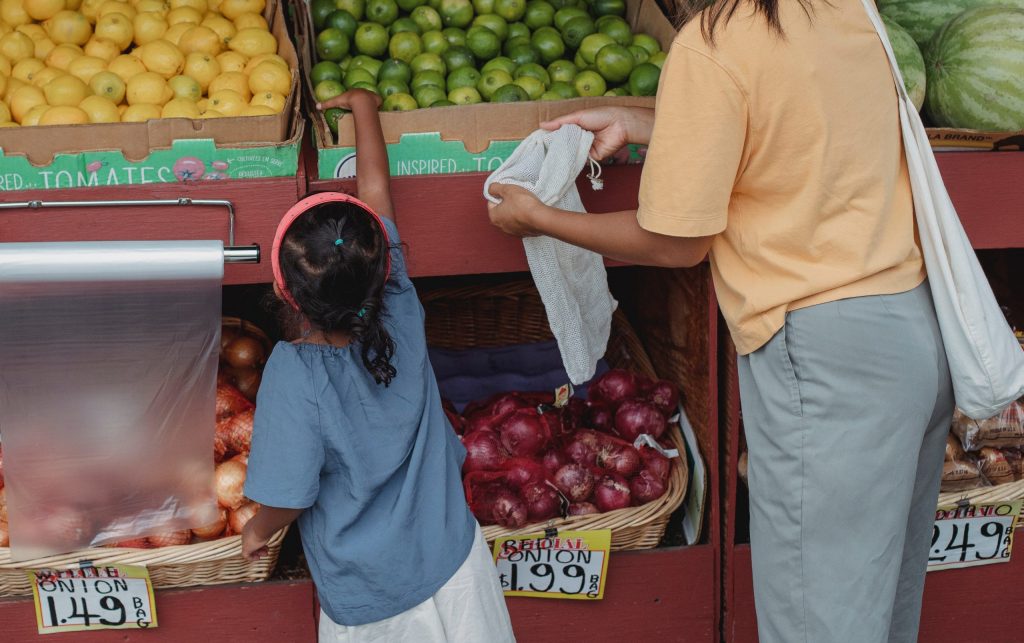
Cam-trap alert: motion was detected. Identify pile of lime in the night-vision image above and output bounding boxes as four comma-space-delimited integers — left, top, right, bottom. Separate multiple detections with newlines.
309, 0, 666, 126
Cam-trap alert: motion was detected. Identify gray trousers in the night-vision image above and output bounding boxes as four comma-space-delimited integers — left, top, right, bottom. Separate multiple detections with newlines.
739, 282, 953, 643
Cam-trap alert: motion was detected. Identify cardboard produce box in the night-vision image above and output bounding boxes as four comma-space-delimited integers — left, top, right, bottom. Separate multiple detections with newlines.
926, 128, 1024, 152
296, 0, 677, 179
0, 0, 303, 192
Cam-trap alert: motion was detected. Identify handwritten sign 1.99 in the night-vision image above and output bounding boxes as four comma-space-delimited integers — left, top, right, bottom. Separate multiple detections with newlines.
492, 530, 611, 600
28, 564, 157, 634
928, 500, 1021, 572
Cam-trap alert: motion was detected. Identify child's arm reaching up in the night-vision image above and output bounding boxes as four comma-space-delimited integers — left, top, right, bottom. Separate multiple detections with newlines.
317, 89, 394, 221
241, 505, 303, 560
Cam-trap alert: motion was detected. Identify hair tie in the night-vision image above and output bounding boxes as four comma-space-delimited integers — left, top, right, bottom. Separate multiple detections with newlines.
357, 307, 367, 318
335, 238, 344, 246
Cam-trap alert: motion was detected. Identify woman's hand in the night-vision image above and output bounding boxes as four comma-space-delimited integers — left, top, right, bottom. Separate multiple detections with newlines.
241, 521, 270, 561
487, 183, 551, 238
541, 106, 654, 160
316, 88, 382, 111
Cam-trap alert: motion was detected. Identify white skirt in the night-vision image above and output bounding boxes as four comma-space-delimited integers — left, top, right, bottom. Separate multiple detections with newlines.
318, 524, 516, 643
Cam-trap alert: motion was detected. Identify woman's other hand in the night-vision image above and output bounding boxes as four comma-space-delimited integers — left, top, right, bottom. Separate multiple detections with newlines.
541, 106, 654, 160
487, 183, 550, 238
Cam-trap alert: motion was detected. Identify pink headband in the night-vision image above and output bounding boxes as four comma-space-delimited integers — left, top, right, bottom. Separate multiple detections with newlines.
272, 192, 392, 311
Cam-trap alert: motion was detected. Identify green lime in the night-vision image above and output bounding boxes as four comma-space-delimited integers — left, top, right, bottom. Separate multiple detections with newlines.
431, 99, 456, 106
573, 50, 587, 68
472, 0, 494, 12
481, 56, 516, 74
472, 13, 508, 40
397, 0, 426, 11
561, 16, 595, 50
547, 59, 576, 83
477, 68, 513, 99
531, 26, 564, 64
390, 17, 422, 36
411, 70, 446, 91
378, 58, 412, 83
355, 22, 390, 56
594, 42, 632, 83
316, 28, 351, 62
514, 62, 549, 85
513, 75, 544, 99
466, 25, 501, 60
553, 6, 586, 30
590, 0, 624, 16
323, 106, 346, 135
325, 9, 359, 39
523, 0, 554, 29
548, 79, 576, 98
350, 55, 383, 77
411, 52, 446, 75
312, 0, 338, 30
344, 66, 377, 86
422, 30, 450, 54
503, 35, 530, 56
578, 32, 614, 64
492, 0, 525, 21
429, 0, 442, 8
594, 15, 617, 30
596, 15, 631, 46
506, 42, 539, 66
631, 33, 660, 57
414, 84, 447, 106
388, 31, 423, 63
338, 55, 353, 72
604, 87, 628, 96
335, 0, 365, 21
439, 0, 475, 28
627, 61, 659, 96
491, 83, 530, 102
366, 0, 399, 25
540, 90, 561, 100
411, 6, 444, 32
442, 45, 475, 71
506, 21, 530, 40
647, 51, 666, 68
547, 0, 574, 8
442, 27, 468, 47
377, 78, 410, 96
447, 65, 481, 91
448, 85, 482, 103
314, 78, 346, 102
382, 92, 419, 110
627, 44, 648, 65
573, 69, 605, 96
350, 81, 380, 92
311, 60, 343, 86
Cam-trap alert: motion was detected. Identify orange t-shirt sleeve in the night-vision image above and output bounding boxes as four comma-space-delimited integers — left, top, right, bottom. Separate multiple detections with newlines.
637, 43, 748, 238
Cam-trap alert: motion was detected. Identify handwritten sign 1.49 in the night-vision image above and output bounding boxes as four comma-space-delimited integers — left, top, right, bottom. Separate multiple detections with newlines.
28, 565, 158, 634
492, 530, 611, 600
928, 500, 1021, 572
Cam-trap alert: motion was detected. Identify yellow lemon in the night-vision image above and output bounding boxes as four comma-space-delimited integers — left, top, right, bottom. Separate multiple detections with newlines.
169, 0, 205, 11
231, 12, 265, 31
182, 51, 217, 90
0, 0, 32, 27
247, 59, 289, 96
0, 73, 6, 98
200, 13, 234, 44
98, 1, 135, 19
199, 107, 222, 118
126, 69, 170, 103
0, 55, 11, 75
9, 85, 47, 121
0, 31, 35, 62
16, 24, 49, 43
166, 6, 200, 24
120, 101, 159, 120
0, 121, 20, 127
30, 66, 64, 87
43, 74, 89, 105
78, 93, 119, 120
26, 0, 67, 21
135, 0, 168, 13
227, 28, 273, 58
139, 39, 183, 77
161, 21, 190, 45
0, 99, 10, 121
132, 11, 167, 45
67, 54, 106, 83
160, 95, 198, 117
206, 87, 242, 114
32, 36, 57, 59
207, 69, 247, 99
218, 0, 262, 21
94, 13, 133, 49
39, 104, 89, 124
249, 89, 283, 112
214, 49, 245, 73
240, 103, 272, 116
65, 0, 80, 9
206, 0, 221, 10
79, 0, 106, 21
20, 103, 51, 125
243, 51, 285, 73
195, 96, 206, 110
89, 69, 124, 101
106, 53, 146, 81
167, 72, 199, 100
45, 44, 83, 71
12, 58, 46, 82
43, 10, 92, 45
3, 75, 26, 100
84, 36, 119, 61
177, 24, 220, 55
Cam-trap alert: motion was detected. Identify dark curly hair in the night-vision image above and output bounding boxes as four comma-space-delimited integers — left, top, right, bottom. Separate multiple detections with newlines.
276, 197, 397, 386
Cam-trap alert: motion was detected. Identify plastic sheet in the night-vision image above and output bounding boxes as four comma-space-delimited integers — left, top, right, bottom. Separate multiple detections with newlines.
0, 241, 223, 560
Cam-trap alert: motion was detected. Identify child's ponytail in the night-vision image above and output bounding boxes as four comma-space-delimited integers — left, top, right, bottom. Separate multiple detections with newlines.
350, 298, 396, 385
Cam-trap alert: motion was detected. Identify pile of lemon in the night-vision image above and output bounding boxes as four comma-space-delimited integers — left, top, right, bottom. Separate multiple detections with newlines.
0, 0, 291, 127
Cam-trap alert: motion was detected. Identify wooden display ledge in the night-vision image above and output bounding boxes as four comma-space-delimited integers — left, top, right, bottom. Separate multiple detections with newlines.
936, 153, 1024, 250
0, 546, 715, 642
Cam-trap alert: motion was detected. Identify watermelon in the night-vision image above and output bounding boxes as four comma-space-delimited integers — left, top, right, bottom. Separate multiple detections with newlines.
883, 16, 927, 110
924, 6, 1024, 130
878, 0, 1024, 48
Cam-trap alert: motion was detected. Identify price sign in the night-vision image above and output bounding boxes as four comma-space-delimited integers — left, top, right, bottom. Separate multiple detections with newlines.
493, 529, 611, 600
28, 564, 158, 634
928, 500, 1021, 572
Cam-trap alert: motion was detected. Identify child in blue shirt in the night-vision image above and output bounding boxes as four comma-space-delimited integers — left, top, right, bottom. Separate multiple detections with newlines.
241, 89, 515, 642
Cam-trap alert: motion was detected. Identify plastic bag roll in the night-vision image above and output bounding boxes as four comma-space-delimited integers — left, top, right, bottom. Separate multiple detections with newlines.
0, 241, 224, 560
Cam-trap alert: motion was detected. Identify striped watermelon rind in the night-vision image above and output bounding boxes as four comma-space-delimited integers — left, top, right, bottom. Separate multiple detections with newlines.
882, 16, 927, 111
924, 6, 1024, 131
878, 0, 1024, 48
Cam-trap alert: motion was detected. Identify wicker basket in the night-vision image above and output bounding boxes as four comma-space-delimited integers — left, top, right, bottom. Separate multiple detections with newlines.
938, 480, 1024, 508
421, 280, 689, 551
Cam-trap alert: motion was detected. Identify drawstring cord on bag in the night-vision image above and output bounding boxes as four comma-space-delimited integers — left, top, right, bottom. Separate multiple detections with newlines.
587, 157, 603, 191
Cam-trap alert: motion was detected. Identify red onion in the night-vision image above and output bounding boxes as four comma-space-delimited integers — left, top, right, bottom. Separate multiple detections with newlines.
564, 429, 603, 467
639, 446, 671, 482
490, 392, 531, 416
541, 449, 567, 475
497, 408, 550, 457
614, 400, 667, 441
589, 369, 640, 408
586, 400, 615, 433
553, 464, 595, 502
555, 398, 588, 437
568, 502, 600, 516
594, 474, 632, 512
631, 469, 668, 504
462, 429, 505, 473
647, 380, 680, 416
597, 440, 641, 477
463, 410, 510, 436
522, 483, 561, 521
489, 488, 528, 528
503, 457, 546, 489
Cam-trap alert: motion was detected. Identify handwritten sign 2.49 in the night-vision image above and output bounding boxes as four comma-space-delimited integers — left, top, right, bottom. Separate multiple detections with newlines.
928, 500, 1021, 572
28, 565, 157, 634
493, 530, 611, 600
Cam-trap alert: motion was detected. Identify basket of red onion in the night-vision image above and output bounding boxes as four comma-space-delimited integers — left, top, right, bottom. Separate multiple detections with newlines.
422, 281, 690, 551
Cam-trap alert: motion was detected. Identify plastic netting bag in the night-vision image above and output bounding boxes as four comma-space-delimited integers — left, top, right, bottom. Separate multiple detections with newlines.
951, 400, 1024, 452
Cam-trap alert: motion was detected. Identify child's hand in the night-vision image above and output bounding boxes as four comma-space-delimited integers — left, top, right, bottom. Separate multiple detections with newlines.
241, 522, 270, 561
316, 89, 382, 112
